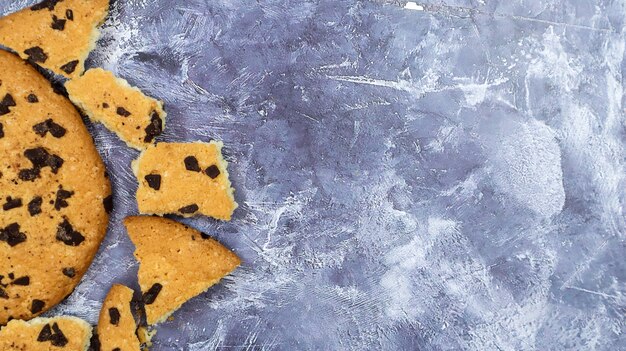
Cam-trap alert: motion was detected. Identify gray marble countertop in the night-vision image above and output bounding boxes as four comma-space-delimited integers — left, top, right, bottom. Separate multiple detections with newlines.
2, 0, 625, 350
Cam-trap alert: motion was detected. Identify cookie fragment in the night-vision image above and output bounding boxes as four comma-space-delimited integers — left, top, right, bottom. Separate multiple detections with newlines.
0, 50, 111, 324
124, 216, 240, 324
0, 0, 110, 78
97, 284, 141, 351
133, 142, 238, 220
65, 68, 167, 149
0, 316, 92, 350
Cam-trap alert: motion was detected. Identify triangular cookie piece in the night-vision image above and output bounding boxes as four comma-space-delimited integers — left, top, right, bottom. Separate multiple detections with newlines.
65, 68, 166, 149
123, 216, 240, 325
0, 0, 109, 78
132, 142, 237, 220
97, 284, 141, 351
0, 316, 92, 350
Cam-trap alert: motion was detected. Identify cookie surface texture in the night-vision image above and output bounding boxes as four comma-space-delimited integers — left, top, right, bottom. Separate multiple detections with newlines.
0, 0, 109, 78
124, 216, 240, 325
0, 50, 111, 325
132, 141, 237, 220
97, 284, 140, 351
65, 68, 166, 149
0, 316, 92, 350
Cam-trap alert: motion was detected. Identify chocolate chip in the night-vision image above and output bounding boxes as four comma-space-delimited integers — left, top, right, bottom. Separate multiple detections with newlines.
60, 60, 79, 74
144, 111, 163, 143
33, 119, 67, 138
62, 267, 76, 278
51, 15, 66, 30
145, 174, 161, 190
205, 165, 221, 179
12, 276, 30, 286
2, 196, 22, 211
0, 93, 16, 115
103, 195, 113, 214
0, 287, 7, 299
184, 156, 201, 172
24, 47, 48, 63
0, 123, 3, 139
109, 307, 121, 325
0, 223, 27, 246
28, 196, 43, 216
179, 204, 199, 214
113, 348, 121, 351
31, 299, 45, 314
116, 107, 131, 117
27, 93, 39, 103
143, 283, 162, 305
8, 273, 13, 280
31, 0, 62, 11
55, 218, 85, 246
54, 187, 74, 210
64, 9, 74, 20
102, 102, 109, 108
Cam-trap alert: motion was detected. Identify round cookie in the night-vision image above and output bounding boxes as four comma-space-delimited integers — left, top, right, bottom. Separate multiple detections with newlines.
0, 50, 111, 325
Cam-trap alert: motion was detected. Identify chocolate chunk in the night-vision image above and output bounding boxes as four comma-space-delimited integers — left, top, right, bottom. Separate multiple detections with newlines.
24, 47, 48, 63
0, 287, 7, 299
27, 93, 39, 103
37, 322, 68, 346
33, 119, 67, 138
66, 9, 74, 20
145, 174, 161, 190
22, 147, 64, 177
205, 165, 221, 179
28, 196, 43, 216
143, 283, 162, 305
0, 93, 16, 115
103, 195, 113, 214
113, 348, 121, 351
31, 0, 62, 11
0, 123, 3, 139
60, 60, 79, 74
8, 273, 13, 280
144, 111, 163, 143
102, 102, 109, 108
55, 218, 85, 246
3, 196, 22, 211
51, 15, 66, 30
50, 323, 69, 346
179, 204, 199, 214
19, 168, 40, 181
109, 307, 121, 325
116, 107, 131, 117
184, 156, 201, 172
12, 276, 30, 285
31, 299, 45, 314
62, 267, 76, 278
0, 223, 27, 246
54, 187, 74, 210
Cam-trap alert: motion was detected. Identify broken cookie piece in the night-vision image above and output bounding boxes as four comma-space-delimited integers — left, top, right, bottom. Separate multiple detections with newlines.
0, 0, 109, 78
0, 316, 92, 350
65, 68, 166, 149
132, 142, 237, 220
97, 284, 141, 351
123, 216, 240, 325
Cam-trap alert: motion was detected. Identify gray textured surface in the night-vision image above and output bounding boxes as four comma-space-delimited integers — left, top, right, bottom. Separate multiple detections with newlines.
2, 0, 626, 349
